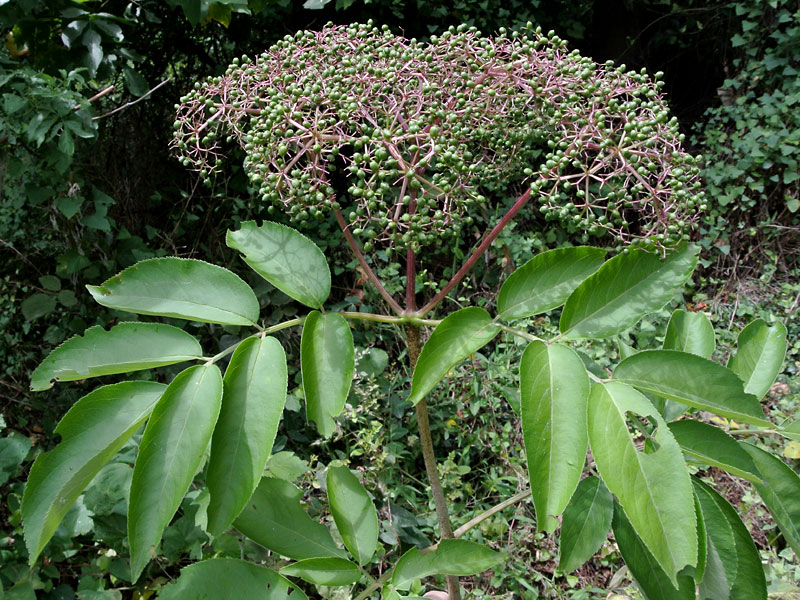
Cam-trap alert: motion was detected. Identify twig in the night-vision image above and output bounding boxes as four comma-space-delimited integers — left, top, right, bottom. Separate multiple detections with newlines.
451, 489, 532, 539
73, 85, 115, 110
92, 78, 172, 121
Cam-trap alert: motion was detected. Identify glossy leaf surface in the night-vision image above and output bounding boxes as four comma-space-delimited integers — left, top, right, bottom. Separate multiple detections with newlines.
207, 336, 287, 535
128, 365, 223, 581
663, 309, 715, 358
280, 557, 361, 586
23, 382, 165, 563
234, 477, 345, 560
614, 350, 769, 426
30, 322, 202, 391
668, 421, 760, 483
86, 258, 259, 325
227, 220, 331, 309
496, 247, 606, 321
520, 341, 589, 532
408, 307, 498, 406
560, 244, 698, 339
327, 465, 378, 565
559, 476, 613, 573
392, 539, 503, 589
727, 319, 787, 399
300, 312, 354, 437
588, 382, 696, 585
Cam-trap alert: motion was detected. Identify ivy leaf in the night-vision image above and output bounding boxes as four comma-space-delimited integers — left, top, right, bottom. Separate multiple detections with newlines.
727, 319, 787, 399
129, 365, 223, 582
87, 258, 260, 326
206, 336, 287, 536
668, 421, 760, 483
588, 382, 697, 585
560, 244, 698, 339
520, 341, 589, 532
408, 307, 498, 406
280, 557, 361, 586
392, 540, 503, 589
227, 221, 330, 309
559, 476, 613, 573
327, 466, 378, 565
22, 382, 164, 564
30, 322, 202, 391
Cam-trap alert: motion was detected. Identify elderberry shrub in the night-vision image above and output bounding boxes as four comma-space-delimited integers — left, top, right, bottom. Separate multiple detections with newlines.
173, 22, 705, 253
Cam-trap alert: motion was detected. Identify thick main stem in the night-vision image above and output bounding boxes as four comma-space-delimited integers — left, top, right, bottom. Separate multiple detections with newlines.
405, 324, 461, 600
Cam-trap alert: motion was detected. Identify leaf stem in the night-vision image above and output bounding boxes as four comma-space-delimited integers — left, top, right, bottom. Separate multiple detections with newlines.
203, 317, 307, 364
496, 323, 544, 343
727, 428, 779, 437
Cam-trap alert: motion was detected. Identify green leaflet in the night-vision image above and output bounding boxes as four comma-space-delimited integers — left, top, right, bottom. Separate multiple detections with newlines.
693, 478, 767, 600
727, 319, 787, 399
227, 220, 331, 309
86, 257, 259, 326
408, 307, 499, 406
300, 312, 354, 437
588, 382, 696, 586
391, 539, 503, 589
234, 477, 345, 560
280, 557, 361, 586
668, 421, 760, 483
559, 476, 613, 573
159, 558, 308, 600
663, 309, 716, 358
613, 350, 769, 427
30, 322, 202, 391
206, 336, 287, 536
22, 381, 165, 564
560, 244, 698, 339
327, 465, 378, 565
496, 246, 606, 321
128, 364, 223, 582
520, 341, 589, 532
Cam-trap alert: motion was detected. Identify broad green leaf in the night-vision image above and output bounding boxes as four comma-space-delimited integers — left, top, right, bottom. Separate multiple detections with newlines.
588, 382, 696, 585
612, 502, 696, 600
227, 220, 330, 309
496, 247, 606, 321
21, 293, 57, 321
234, 477, 345, 560
727, 319, 787, 399
779, 419, 800, 441
613, 350, 769, 427
559, 476, 613, 573
280, 557, 361, 586
327, 465, 378, 565
207, 336, 287, 535
560, 244, 698, 339
265, 452, 308, 482
30, 322, 202, 391
301, 312, 354, 437
22, 382, 164, 564
668, 421, 760, 483
741, 443, 800, 558
663, 309, 715, 358
0, 432, 30, 487
159, 558, 308, 600
87, 258, 259, 326
129, 365, 223, 581
693, 479, 766, 600
520, 341, 589, 532
408, 307, 499, 406
392, 539, 503, 589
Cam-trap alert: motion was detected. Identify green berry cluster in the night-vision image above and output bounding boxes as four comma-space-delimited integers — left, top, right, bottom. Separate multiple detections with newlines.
173, 22, 704, 252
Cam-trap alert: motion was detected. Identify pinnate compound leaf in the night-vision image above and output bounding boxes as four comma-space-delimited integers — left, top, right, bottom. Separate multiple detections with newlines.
612, 502, 696, 600
588, 382, 696, 585
392, 539, 503, 589
663, 309, 715, 358
693, 479, 767, 600
22, 382, 165, 563
207, 336, 287, 535
408, 307, 498, 406
668, 421, 760, 483
560, 244, 698, 339
30, 322, 202, 391
280, 557, 360, 586
727, 319, 787, 399
520, 341, 589, 532
740, 443, 800, 558
86, 258, 259, 325
158, 558, 308, 600
234, 477, 345, 560
613, 350, 769, 427
327, 465, 378, 565
227, 221, 330, 309
496, 247, 606, 321
301, 312, 354, 437
559, 476, 613, 573
129, 365, 223, 582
